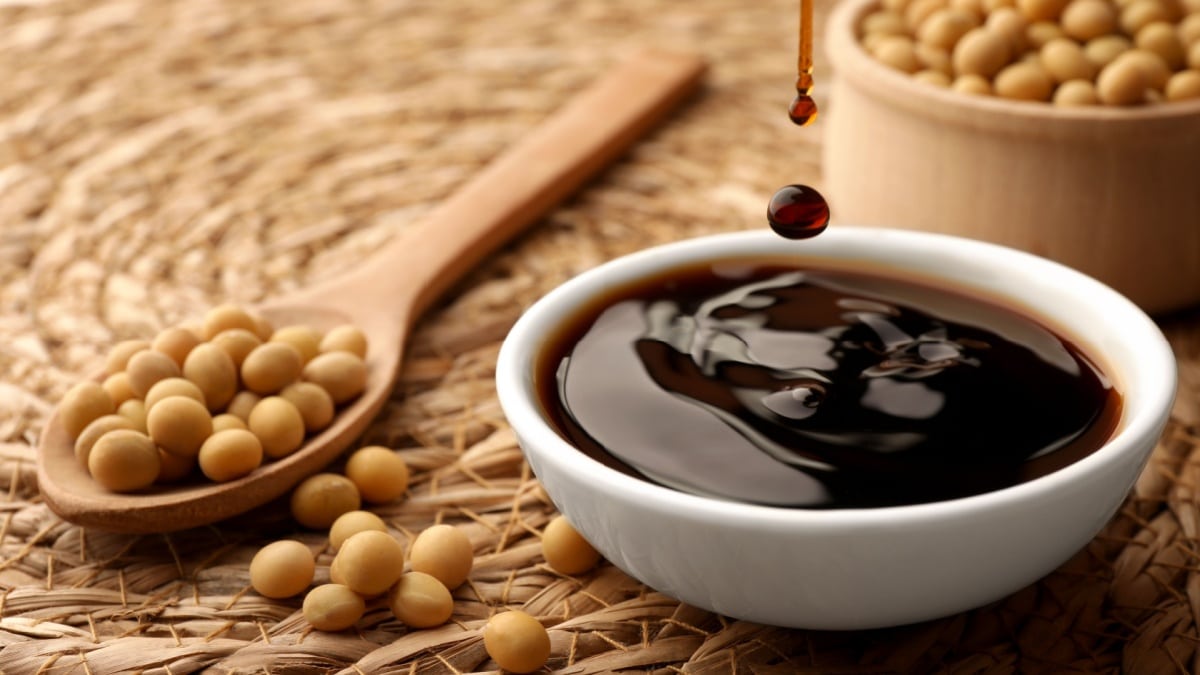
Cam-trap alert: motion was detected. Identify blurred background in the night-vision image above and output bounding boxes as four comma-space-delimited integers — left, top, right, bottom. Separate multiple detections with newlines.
0, 0, 821, 418
0, 1, 1198, 673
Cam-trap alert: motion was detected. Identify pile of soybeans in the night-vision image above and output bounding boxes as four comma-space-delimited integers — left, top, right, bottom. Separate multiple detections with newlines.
858, 0, 1200, 104
57, 304, 367, 491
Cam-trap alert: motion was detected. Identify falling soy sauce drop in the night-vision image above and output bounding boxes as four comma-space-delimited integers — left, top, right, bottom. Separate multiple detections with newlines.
767, 184, 830, 240
788, 91, 818, 126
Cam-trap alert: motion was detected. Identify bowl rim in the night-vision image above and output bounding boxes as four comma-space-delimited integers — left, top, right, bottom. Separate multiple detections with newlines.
826, 0, 1200, 134
496, 228, 1177, 529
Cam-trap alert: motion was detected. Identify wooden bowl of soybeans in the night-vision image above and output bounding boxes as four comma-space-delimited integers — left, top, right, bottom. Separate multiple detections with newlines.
822, 0, 1200, 314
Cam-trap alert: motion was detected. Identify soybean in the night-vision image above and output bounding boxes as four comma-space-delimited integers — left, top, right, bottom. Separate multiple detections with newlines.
147, 396, 212, 458
542, 515, 601, 575
144, 377, 206, 412
104, 340, 149, 376
250, 312, 275, 342
916, 42, 955, 75
1180, 13, 1200, 45
242, 342, 303, 394
344, 446, 409, 504
329, 555, 347, 586
291, 473, 362, 529
914, 69, 954, 86
874, 35, 925, 72
1097, 54, 1149, 103
1017, 0, 1069, 22
863, 9, 909, 35
1060, 0, 1117, 40
410, 524, 473, 589
117, 399, 148, 432
303, 584, 365, 631
952, 0, 987, 18
388, 572, 454, 628
1085, 34, 1132, 67
126, 350, 181, 400
333, 530, 404, 596
1041, 38, 1098, 82
249, 540, 315, 599
994, 60, 1055, 99
271, 325, 322, 365
203, 304, 258, 341
918, 8, 978, 49
183, 343, 238, 411
1025, 20, 1065, 47
102, 372, 136, 408
483, 611, 551, 674
952, 73, 994, 93
152, 326, 200, 368
320, 325, 368, 358
953, 28, 1012, 76
1135, 22, 1185, 69
985, 7, 1028, 52
211, 413, 247, 433
907, 0, 948, 28
75, 414, 136, 468
1053, 78, 1101, 104
303, 352, 367, 405
1166, 70, 1200, 100
210, 328, 261, 369
329, 510, 388, 551
198, 429, 263, 482
248, 396, 306, 459
279, 382, 335, 433
60, 382, 115, 438
157, 449, 196, 483
1120, 0, 1170, 36
1118, 49, 1170, 89
88, 429, 160, 492
226, 390, 261, 423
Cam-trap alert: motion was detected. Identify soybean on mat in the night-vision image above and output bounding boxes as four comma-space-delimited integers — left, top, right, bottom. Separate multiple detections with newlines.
3, 0, 1200, 673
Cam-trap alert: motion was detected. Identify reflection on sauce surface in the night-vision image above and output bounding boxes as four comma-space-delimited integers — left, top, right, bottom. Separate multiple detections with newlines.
537, 261, 1122, 508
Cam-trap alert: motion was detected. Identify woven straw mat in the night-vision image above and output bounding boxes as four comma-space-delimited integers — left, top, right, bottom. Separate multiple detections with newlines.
2, 0, 1200, 673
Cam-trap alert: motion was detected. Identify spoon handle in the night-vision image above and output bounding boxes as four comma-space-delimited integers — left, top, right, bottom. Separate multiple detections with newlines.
310, 49, 707, 321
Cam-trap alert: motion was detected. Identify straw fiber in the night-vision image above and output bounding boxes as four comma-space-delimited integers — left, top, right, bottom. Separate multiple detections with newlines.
2, 0, 1200, 673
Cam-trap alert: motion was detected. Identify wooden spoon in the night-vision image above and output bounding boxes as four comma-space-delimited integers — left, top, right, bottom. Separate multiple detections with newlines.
36, 49, 707, 533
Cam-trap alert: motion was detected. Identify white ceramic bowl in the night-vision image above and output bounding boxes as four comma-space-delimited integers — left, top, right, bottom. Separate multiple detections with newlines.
496, 228, 1176, 630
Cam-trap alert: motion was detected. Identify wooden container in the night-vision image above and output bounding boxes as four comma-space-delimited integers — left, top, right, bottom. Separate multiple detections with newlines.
822, 0, 1200, 315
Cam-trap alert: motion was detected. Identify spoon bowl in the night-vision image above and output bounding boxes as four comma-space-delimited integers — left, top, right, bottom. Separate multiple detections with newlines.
36, 302, 403, 534
36, 49, 707, 533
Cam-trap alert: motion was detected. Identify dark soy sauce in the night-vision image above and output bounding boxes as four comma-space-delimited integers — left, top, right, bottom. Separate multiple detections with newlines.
788, 93, 818, 127
769, 0, 830, 240
768, 184, 830, 239
536, 261, 1122, 509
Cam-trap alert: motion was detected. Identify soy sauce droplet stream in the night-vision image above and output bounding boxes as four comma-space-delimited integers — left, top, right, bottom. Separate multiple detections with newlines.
791, 0, 817, 127
768, 184, 830, 240
770, 0, 824, 239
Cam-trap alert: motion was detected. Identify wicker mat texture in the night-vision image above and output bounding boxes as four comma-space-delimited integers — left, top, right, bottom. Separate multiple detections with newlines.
2, 0, 1200, 673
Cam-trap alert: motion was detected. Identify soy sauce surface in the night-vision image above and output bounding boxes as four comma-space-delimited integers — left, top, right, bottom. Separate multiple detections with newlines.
537, 261, 1121, 508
